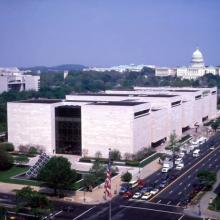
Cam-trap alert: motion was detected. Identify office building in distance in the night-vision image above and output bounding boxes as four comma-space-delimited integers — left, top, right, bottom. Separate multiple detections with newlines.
7, 87, 217, 158
0, 67, 40, 93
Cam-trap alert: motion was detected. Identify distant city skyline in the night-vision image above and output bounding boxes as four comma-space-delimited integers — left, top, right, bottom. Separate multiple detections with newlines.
0, 0, 220, 67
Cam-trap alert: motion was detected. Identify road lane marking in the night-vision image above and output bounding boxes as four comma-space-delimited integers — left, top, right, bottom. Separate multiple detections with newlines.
72, 207, 95, 220
120, 205, 183, 215
157, 200, 161, 203
146, 201, 183, 209
148, 145, 220, 202
176, 202, 181, 206
178, 215, 184, 220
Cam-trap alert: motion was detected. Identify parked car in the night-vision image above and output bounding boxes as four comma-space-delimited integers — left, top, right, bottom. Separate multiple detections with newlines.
175, 158, 183, 165
132, 192, 142, 199
140, 187, 153, 194
119, 186, 129, 195
159, 180, 168, 188
179, 152, 185, 158
150, 188, 159, 195
210, 145, 215, 150
123, 191, 133, 199
176, 163, 184, 170
137, 179, 145, 188
141, 192, 152, 200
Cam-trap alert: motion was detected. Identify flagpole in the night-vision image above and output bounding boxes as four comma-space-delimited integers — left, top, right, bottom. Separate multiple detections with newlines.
109, 148, 112, 220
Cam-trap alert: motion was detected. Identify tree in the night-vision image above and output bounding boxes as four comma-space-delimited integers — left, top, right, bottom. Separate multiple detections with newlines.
90, 159, 105, 180
95, 151, 102, 159
16, 186, 50, 213
197, 169, 216, 190
211, 121, 219, 132
14, 155, 29, 166
111, 149, 121, 161
124, 153, 132, 160
0, 148, 14, 171
0, 142, 14, 152
121, 172, 132, 182
169, 131, 178, 168
28, 146, 38, 156
83, 174, 96, 191
38, 156, 77, 195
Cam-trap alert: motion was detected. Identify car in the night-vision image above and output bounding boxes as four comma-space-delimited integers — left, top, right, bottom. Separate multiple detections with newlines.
140, 187, 153, 194
150, 188, 159, 195
161, 173, 170, 181
175, 158, 183, 165
179, 152, 185, 158
210, 145, 215, 150
141, 192, 152, 200
123, 191, 133, 199
119, 186, 129, 195
159, 180, 168, 188
176, 163, 184, 170
137, 179, 145, 188
132, 192, 142, 199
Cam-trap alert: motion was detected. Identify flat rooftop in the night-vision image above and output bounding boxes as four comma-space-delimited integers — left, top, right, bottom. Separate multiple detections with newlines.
90, 101, 147, 106
71, 93, 178, 98
168, 89, 199, 92
15, 99, 62, 104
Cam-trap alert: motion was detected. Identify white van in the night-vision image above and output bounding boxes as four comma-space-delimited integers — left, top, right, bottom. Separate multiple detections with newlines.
175, 158, 183, 165
193, 149, 200, 157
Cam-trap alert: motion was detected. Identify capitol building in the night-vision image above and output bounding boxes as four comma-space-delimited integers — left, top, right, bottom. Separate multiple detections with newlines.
155, 48, 220, 79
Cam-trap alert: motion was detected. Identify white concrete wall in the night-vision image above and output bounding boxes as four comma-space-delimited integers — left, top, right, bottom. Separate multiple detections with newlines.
81, 104, 134, 158
24, 75, 40, 91
0, 76, 8, 93
7, 102, 54, 154
133, 109, 152, 153
151, 108, 168, 143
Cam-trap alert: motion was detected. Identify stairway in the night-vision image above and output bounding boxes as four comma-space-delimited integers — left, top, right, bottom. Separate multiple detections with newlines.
26, 153, 50, 178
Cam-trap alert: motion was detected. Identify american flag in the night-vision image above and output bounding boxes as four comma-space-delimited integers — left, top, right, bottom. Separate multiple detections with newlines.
104, 159, 112, 198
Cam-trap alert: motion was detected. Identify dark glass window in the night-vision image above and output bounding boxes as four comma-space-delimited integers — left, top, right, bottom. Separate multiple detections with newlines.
55, 106, 81, 155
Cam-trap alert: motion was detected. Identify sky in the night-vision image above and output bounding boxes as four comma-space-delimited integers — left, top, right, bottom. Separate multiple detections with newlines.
0, 0, 220, 68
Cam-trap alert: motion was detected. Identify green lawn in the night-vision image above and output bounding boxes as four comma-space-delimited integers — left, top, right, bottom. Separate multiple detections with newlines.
0, 166, 40, 186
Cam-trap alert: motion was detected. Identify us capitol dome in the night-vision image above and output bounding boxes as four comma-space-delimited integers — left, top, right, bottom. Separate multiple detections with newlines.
155, 47, 220, 79
191, 48, 205, 68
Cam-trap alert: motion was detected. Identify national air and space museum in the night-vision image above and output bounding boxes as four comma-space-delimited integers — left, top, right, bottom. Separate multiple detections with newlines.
7, 87, 217, 158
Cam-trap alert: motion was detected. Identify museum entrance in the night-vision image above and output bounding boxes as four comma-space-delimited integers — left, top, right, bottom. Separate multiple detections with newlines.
55, 105, 81, 155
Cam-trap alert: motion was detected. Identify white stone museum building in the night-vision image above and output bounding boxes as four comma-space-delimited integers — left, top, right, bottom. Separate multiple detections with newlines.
7, 87, 217, 158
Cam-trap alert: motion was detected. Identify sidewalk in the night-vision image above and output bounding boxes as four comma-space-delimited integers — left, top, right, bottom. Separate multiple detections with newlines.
184, 171, 220, 219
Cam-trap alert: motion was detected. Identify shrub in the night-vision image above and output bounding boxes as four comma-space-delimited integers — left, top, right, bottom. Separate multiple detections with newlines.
19, 145, 29, 154
0, 142, 14, 152
79, 158, 91, 163
0, 148, 14, 170
111, 149, 121, 161
132, 147, 154, 161
28, 146, 38, 156
121, 172, 132, 182
125, 160, 139, 167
